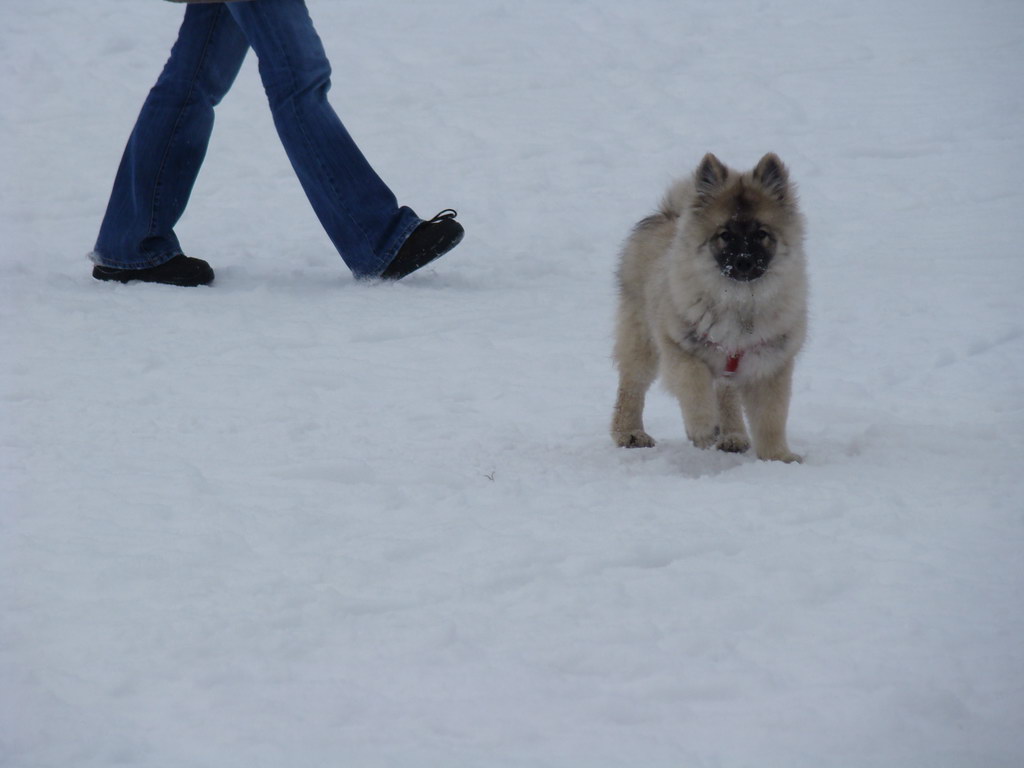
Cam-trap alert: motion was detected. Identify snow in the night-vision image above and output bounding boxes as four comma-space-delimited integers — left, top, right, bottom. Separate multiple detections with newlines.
3, 0, 1024, 765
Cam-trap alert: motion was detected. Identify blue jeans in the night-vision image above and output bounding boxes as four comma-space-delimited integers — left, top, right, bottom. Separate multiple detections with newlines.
92, 0, 421, 278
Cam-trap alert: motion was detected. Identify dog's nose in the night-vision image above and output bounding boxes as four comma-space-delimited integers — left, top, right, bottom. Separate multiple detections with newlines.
734, 253, 754, 274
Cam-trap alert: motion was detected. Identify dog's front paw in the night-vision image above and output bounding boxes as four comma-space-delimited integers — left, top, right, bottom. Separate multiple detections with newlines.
716, 433, 750, 454
687, 426, 720, 450
758, 449, 803, 464
613, 430, 656, 448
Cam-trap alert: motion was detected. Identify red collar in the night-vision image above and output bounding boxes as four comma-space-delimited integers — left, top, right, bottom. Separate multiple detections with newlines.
697, 334, 765, 377
724, 352, 744, 376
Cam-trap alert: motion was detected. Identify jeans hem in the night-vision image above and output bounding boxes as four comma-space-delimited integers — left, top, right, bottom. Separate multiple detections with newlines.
89, 250, 183, 271
355, 212, 422, 280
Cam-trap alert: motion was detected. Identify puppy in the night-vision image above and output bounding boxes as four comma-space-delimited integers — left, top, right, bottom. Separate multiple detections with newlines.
611, 153, 808, 462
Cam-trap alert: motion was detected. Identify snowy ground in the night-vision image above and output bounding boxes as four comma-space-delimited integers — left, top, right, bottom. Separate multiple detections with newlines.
3, 1, 1024, 766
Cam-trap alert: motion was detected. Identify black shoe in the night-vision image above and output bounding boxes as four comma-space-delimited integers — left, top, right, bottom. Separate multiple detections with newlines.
92, 255, 215, 287
380, 209, 464, 281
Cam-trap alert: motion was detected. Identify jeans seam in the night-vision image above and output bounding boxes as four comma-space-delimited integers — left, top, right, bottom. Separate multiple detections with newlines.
147, 7, 224, 244
262, 18, 378, 263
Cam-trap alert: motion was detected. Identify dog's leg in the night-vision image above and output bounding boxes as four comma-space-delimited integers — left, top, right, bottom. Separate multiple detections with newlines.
741, 359, 802, 463
715, 383, 750, 453
659, 339, 719, 449
611, 305, 658, 448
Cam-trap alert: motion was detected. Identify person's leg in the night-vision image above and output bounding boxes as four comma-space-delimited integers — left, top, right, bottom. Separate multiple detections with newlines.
92, 5, 250, 270
226, 0, 423, 278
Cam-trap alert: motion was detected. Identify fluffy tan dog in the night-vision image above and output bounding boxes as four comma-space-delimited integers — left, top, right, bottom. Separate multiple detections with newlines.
611, 153, 808, 462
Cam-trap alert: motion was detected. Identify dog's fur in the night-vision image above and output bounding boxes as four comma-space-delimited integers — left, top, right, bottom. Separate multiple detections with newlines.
611, 153, 808, 462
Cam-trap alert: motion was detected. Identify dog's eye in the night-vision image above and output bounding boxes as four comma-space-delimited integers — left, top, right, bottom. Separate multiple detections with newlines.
755, 229, 771, 241
718, 231, 735, 244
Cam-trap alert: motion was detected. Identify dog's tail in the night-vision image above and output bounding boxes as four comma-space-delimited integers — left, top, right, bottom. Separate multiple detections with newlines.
657, 178, 696, 220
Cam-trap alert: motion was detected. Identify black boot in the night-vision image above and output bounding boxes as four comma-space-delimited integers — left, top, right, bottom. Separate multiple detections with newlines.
92, 255, 215, 287
379, 210, 464, 281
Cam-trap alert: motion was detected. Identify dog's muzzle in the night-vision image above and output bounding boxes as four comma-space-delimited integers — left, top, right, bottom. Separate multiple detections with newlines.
718, 251, 769, 282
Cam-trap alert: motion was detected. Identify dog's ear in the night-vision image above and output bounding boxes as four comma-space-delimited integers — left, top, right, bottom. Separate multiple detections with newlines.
752, 153, 790, 202
695, 153, 728, 199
